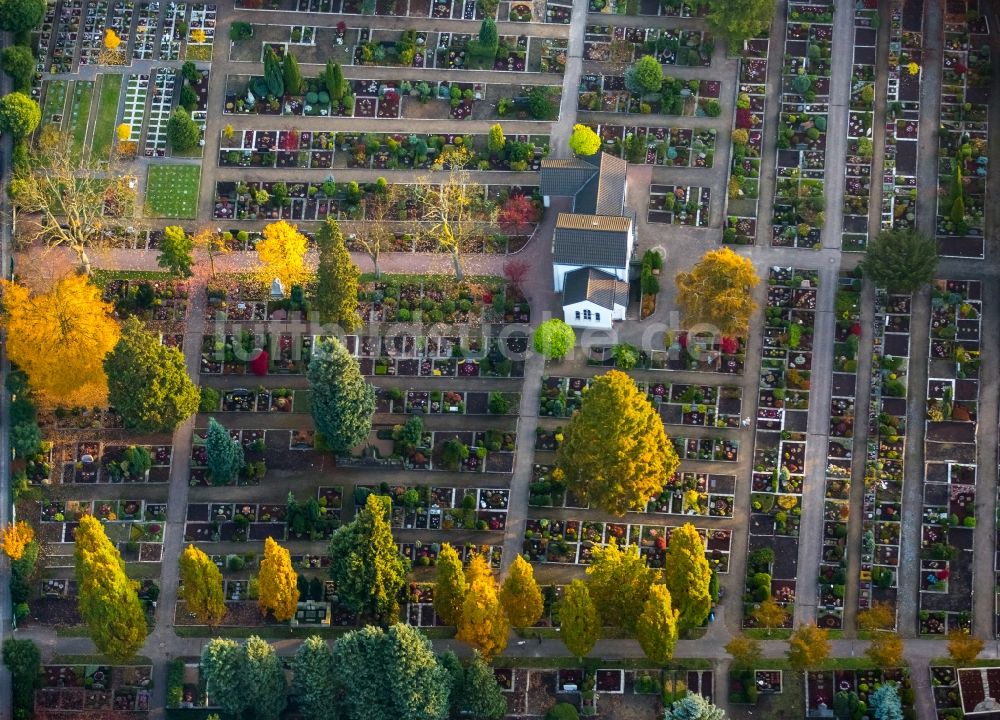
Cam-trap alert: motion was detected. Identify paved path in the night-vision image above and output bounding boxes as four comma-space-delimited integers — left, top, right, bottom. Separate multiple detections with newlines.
0, 26, 12, 720
547, 0, 587, 156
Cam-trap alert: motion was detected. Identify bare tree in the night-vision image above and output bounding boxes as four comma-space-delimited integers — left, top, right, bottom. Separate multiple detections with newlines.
421, 168, 496, 281
10, 126, 136, 274
356, 183, 404, 279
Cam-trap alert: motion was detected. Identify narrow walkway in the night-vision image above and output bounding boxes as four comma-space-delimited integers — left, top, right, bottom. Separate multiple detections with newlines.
547, 0, 588, 156
792, 0, 854, 626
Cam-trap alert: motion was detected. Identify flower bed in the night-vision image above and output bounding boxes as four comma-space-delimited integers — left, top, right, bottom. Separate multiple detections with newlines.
646, 183, 711, 226
724, 36, 768, 245
934, 0, 990, 259
858, 290, 911, 623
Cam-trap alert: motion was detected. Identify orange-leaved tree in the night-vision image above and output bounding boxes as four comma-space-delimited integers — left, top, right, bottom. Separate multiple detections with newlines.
0, 520, 34, 559
1, 275, 120, 407
456, 554, 508, 661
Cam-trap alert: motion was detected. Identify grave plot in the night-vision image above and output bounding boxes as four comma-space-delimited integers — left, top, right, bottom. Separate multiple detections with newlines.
816, 272, 863, 629
401, 542, 503, 570
538, 376, 742, 428
934, 0, 990, 259
725, 36, 769, 245
67, 79, 95, 155
40, 79, 68, 127
858, 290, 911, 623
39, 499, 167, 563
351, 485, 509, 532
36, 0, 82, 75
340, 426, 516, 473
918, 280, 980, 635
577, 73, 719, 117
585, 333, 745, 374
96, 274, 189, 340
646, 472, 736, 518
159, 1, 185, 60
592, 124, 717, 167
840, 6, 878, 251
880, 0, 922, 233
107, 0, 134, 60
742, 268, 820, 627
583, 25, 713, 67
121, 72, 149, 143
955, 667, 1000, 717
144, 68, 178, 156
523, 519, 731, 572
928, 666, 961, 717
806, 669, 914, 718
80, 0, 111, 67
186, 2, 216, 60
771, 1, 834, 248
647, 184, 711, 226
55, 441, 172, 484
377, 388, 519, 416
351, 332, 528, 379
35, 664, 153, 714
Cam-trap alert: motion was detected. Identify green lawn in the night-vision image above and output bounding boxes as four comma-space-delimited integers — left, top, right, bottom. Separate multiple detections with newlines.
90, 73, 123, 161
145, 164, 201, 218
41, 80, 68, 127
69, 81, 95, 159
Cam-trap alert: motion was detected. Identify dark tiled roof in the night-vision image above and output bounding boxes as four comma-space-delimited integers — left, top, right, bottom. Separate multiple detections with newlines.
563, 267, 629, 309
540, 157, 600, 198
553, 213, 631, 268
594, 153, 627, 216
572, 172, 600, 215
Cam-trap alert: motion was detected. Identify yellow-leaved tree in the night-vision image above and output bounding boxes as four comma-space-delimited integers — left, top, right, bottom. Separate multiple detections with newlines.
635, 584, 680, 664
179, 544, 227, 626
585, 539, 658, 633
432, 543, 467, 626
103, 28, 121, 49
787, 623, 831, 671
456, 554, 508, 660
116, 123, 131, 141
0, 520, 34, 559
1, 275, 120, 407
258, 537, 299, 621
675, 246, 761, 337
663, 523, 713, 632
256, 220, 309, 293
499, 554, 544, 628
74, 515, 147, 660
556, 370, 679, 515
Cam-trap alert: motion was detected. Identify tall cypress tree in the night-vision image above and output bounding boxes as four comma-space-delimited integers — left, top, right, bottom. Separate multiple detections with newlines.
324, 60, 345, 101
315, 218, 361, 330
281, 51, 303, 95
263, 46, 284, 97
307, 337, 375, 453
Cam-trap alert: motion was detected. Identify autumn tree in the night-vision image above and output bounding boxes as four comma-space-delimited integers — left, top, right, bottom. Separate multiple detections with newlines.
422, 168, 493, 281
586, 540, 658, 632
433, 542, 468, 626
663, 523, 713, 632
725, 632, 761, 669
201, 638, 248, 716
857, 602, 896, 632
244, 635, 288, 720
9, 127, 136, 274
158, 225, 194, 277
205, 417, 244, 484
497, 194, 540, 236
292, 635, 336, 720
500, 554, 544, 628
328, 493, 409, 623
533, 318, 576, 360
0, 520, 34, 560
948, 629, 984, 665
105, 317, 199, 432
257, 220, 309, 292
569, 124, 601, 156
357, 181, 403, 278
707, 0, 775, 53
560, 579, 599, 658
635, 584, 680, 664
675, 247, 761, 337
2, 275, 120, 407
751, 597, 788, 636
178, 544, 226, 626
315, 218, 361, 330
866, 631, 904, 667
457, 554, 509, 660
860, 228, 938, 293
787, 623, 830, 671
74, 515, 147, 660
488, 123, 506, 154
332, 624, 451, 720
308, 337, 376, 453
193, 228, 229, 277
557, 370, 680, 514
0, 91, 39, 138
258, 537, 299, 621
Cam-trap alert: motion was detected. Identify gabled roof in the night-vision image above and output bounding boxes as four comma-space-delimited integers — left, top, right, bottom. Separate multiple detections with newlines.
553, 213, 632, 268
563, 267, 629, 310
540, 152, 628, 216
